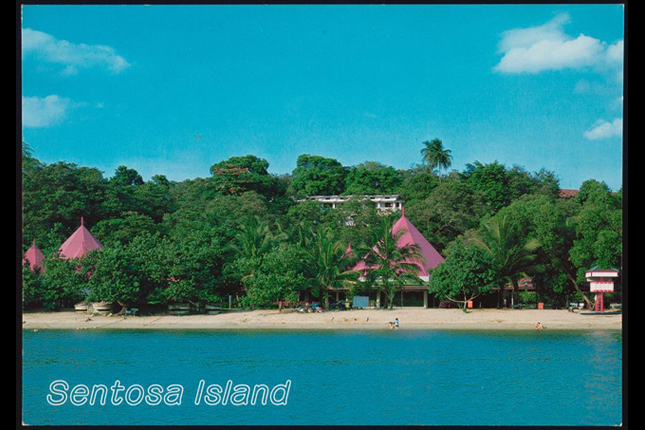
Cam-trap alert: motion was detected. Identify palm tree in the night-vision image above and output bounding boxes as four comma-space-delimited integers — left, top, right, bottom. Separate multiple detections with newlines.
225, 216, 288, 294
359, 219, 424, 309
301, 224, 358, 310
420, 138, 453, 173
227, 216, 287, 260
468, 215, 541, 308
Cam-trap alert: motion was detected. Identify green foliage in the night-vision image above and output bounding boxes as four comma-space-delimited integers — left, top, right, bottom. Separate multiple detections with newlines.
344, 162, 403, 195
420, 138, 453, 172
85, 244, 149, 306
405, 175, 484, 252
430, 240, 498, 308
22, 161, 111, 251
468, 214, 541, 295
22, 148, 621, 311
243, 243, 307, 308
93, 212, 159, 247
209, 155, 284, 197
300, 224, 359, 308
326, 197, 382, 248
41, 256, 90, 310
288, 154, 347, 197
359, 219, 423, 309
462, 161, 512, 215
569, 180, 622, 283
22, 264, 45, 308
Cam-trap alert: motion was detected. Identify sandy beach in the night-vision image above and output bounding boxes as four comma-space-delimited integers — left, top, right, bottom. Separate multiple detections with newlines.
22, 308, 622, 331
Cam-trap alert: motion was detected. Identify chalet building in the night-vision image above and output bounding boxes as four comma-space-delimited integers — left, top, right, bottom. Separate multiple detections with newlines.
300, 195, 404, 212
331, 208, 445, 308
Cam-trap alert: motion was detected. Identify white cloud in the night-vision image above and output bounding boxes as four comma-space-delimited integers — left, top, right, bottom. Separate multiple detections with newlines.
494, 13, 623, 74
22, 95, 71, 128
22, 28, 130, 74
583, 118, 622, 141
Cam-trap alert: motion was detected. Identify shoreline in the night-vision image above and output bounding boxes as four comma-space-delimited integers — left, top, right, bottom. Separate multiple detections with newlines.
22, 309, 622, 331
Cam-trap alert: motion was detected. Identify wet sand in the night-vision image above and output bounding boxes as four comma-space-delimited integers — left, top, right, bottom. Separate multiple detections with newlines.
22, 308, 622, 331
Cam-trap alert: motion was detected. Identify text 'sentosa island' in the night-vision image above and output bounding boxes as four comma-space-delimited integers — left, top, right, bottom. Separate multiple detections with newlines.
47, 380, 292, 407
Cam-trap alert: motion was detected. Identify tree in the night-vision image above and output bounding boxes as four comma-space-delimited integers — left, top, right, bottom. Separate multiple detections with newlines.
462, 161, 512, 215
326, 197, 382, 248
23, 161, 112, 251
288, 154, 347, 197
344, 162, 403, 195
225, 216, 288, 303
569, 180, 622, 296
396, 167, 440, 203
209, 155, 284, 197
243, 243, 308, 308
430, 240, 498, 311
405, 175, 484, 252
495, 195, 577, 307
360, 219, 423, 309
300, 224, 358, 309
22, 263, 45, 308
227, 216, 287, 260
92, 212, 159, 247
85, 245, 148, 310
41, 255, 90, 310
468, 214, 541, 307
156, 235, 223, 307
420, 138, 452, 173
111, 165, 144, 187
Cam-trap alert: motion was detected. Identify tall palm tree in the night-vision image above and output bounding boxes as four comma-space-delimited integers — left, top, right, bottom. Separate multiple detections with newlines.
420, 138, 453, 173
301, 224, 358, 309
360, 219, 424, 309
468, 215, 541, 307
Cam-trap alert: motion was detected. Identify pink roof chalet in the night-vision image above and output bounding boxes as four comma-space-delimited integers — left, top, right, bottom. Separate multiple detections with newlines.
352, 208, 444, 278
23, 240, 45, 273
59, 217, 103, 259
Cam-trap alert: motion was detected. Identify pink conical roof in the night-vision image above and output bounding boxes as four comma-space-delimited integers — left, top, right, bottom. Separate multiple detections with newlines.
352, 208, 444, 277
59, 217, 103, 259
390, 210, 444, 276
23, 239, 45, 273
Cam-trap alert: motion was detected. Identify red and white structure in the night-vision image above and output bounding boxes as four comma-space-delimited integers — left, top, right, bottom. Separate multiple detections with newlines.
59, 217, 103, 259
585, 267, 619, 313
23, 239, 45, 273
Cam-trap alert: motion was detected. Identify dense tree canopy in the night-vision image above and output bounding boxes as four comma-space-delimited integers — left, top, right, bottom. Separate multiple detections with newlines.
288, 154, 347, 197
21, 140, 623, 311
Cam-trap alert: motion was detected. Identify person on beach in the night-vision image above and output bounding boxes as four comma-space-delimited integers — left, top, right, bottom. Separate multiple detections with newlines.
535, 322, 544, 330
394, 318, 400, 329
389, 322, 394, 329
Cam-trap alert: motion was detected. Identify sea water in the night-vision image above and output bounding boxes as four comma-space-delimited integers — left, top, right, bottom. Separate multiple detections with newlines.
22, 329, 622, 425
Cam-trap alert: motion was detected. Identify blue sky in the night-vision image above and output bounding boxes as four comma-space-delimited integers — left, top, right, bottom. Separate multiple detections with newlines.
22, 5, 624, 190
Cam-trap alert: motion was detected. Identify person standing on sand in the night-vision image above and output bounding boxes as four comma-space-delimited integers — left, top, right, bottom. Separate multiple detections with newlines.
394, 318, 400, 329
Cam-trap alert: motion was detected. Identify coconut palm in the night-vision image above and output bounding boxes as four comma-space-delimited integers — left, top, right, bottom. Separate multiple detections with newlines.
468, 215, 541, 307
300, 224, 358, 310
420, 138, 453, 173
359, 219, 424, 309
227, 216, 287, 259
225, 216, 288, 294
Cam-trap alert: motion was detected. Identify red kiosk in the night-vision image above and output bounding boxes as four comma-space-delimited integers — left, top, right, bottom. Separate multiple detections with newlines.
585, 267, 619, 313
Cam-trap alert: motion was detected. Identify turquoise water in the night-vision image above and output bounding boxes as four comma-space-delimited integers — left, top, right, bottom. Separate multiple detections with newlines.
22, 329, 622, 426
